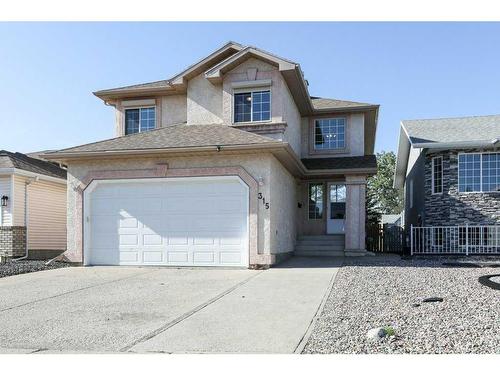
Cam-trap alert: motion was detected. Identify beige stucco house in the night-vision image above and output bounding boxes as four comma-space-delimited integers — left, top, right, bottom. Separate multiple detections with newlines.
45, 42, 379, 267
0, 150, 67, 259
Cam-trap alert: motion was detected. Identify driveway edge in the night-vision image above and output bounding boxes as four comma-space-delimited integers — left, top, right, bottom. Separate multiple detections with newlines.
123, 270, 264, 352
293, 261, 343, 354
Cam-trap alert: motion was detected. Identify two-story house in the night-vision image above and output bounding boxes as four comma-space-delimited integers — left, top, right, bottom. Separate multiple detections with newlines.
394, 115, 500, 255
45, 42, 379, 267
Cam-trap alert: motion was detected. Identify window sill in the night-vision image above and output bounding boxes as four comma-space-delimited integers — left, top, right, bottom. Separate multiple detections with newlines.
232, 120, 273, 126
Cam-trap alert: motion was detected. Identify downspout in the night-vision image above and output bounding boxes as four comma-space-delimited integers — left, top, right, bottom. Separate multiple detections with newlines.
12, 176, 38, 261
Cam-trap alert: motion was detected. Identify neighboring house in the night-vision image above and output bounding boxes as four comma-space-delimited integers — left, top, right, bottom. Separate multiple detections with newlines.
0, 150, 67, 259
381, 214, 402, 227
394, 115, 500, 254
44, 41, 379, 267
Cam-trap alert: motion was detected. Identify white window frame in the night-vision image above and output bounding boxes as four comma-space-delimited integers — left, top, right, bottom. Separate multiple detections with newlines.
124, 106, 156, 135
233, 89, 271, 124
458, 151, 500, 193
431, 156, 443, 195
313, 117, 347, 152
409, 179, 414, 208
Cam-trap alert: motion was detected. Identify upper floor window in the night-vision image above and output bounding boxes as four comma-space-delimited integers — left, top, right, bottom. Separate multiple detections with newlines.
458, 152, 500, 192
314, 118, 346, 150
431, 156, 443, 194
234, 90, 270, 123
125, 107, 156, 135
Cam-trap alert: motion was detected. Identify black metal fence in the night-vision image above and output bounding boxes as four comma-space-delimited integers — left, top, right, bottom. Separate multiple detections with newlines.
366, 223, 406, 254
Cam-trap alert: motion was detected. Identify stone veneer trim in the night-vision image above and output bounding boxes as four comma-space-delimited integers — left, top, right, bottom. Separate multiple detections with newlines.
66, 164, 262, 266
424, 149, 500, 226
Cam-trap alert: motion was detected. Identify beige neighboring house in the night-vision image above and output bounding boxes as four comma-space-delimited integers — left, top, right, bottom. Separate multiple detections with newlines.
0, 150, 67, 260
44, 41, 379, 268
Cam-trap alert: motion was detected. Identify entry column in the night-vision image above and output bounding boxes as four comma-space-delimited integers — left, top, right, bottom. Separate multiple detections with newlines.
344, 175, 367, 255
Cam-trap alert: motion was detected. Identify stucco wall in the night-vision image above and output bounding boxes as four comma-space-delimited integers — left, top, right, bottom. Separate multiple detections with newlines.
301, 113, 365, 158
269, 156, 297, 254
160, 94, 187, 126
66, 153, 278, 261
424, 149, 500, 226
281, 81, 302, 156
0, 176, 12, 226
222, 58, 282, 125
187, 74, 223, 125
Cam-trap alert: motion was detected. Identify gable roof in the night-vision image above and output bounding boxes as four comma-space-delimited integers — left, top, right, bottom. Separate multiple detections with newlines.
93, 41, 379, 116
0, 150, 67, 179
402, 114, 500, 147
394, 114, 500, 189
311, 97, 378, 111
93, 42, 243, 99
44, 124, 283, 158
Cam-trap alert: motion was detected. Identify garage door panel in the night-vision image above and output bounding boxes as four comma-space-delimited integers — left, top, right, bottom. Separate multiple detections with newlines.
87, 177, 248, 267
143, 233, 163, 245
119, 234, 139, 246
143, 251, 164, 263
219, 252, 242, 264
167, 251, 189, 263
119, 251, 140, 263
166, 233, 190, 245
193, 252, 215, 263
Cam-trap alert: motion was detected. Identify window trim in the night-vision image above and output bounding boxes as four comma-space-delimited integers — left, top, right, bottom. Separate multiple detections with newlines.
308, 182, 324, 220
309, 115, 350, 155
458, 151, 500, 194
232, 88, 272, 124
124, 106, 157, 135
431, 156, 443, 195
409, 179, 414, 209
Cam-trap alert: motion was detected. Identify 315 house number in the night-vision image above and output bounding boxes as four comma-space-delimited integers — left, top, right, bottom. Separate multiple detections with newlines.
257, 193, 270, 209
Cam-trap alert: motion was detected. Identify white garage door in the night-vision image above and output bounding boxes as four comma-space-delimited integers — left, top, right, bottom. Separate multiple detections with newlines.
84, 176, 249, 267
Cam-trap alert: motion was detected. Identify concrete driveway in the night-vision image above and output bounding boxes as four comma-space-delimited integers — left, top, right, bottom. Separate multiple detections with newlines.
0, 257, 341, 354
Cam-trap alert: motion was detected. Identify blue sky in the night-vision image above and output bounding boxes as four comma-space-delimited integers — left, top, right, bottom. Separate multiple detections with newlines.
1, 22, 500, 154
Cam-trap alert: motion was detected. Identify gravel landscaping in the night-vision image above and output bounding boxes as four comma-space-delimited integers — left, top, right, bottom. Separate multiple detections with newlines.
303, 254, 500, 354
0, 260, 70, 279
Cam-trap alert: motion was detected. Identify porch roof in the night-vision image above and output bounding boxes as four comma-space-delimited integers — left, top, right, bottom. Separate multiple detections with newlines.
301, 155, 377, 171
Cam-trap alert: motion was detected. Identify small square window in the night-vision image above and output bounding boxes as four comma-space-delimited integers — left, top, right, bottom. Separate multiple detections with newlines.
125, 107, 156, 135
234, 90, 271, 123
314, 118, 346, 150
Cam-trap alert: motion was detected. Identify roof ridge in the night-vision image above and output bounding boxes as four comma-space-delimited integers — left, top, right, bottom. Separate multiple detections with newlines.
402, 113, 500, 123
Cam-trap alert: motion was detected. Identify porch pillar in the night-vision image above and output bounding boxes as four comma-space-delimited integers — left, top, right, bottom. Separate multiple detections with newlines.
345, 175, 367, 255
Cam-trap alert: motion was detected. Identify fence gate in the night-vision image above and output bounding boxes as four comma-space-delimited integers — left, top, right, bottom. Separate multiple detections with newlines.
366, 224, 405, 253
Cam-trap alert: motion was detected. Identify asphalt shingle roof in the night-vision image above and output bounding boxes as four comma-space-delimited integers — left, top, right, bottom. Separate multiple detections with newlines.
402, 114, 500, 145
301, 155, 377, 170
95, 80, 170, 93
311, 97, 376, 111
0, 150, 67, 179
48, 124, 280, 154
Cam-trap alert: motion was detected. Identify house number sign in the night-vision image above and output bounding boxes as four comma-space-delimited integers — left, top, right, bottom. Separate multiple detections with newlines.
257, 193, 270, 209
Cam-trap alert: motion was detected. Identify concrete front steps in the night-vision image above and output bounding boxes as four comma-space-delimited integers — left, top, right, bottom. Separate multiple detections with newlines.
295, 235, 345, 257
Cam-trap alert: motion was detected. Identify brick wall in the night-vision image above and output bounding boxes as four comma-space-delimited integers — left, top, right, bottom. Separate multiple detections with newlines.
424, 149, 500, 226
0, 226, 27, 257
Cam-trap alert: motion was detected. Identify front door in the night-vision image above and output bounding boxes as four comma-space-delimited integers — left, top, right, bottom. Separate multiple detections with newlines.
327, 184, 346, 234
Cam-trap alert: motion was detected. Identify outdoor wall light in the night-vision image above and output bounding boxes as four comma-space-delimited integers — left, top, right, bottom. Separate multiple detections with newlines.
1, 195, 8, 207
